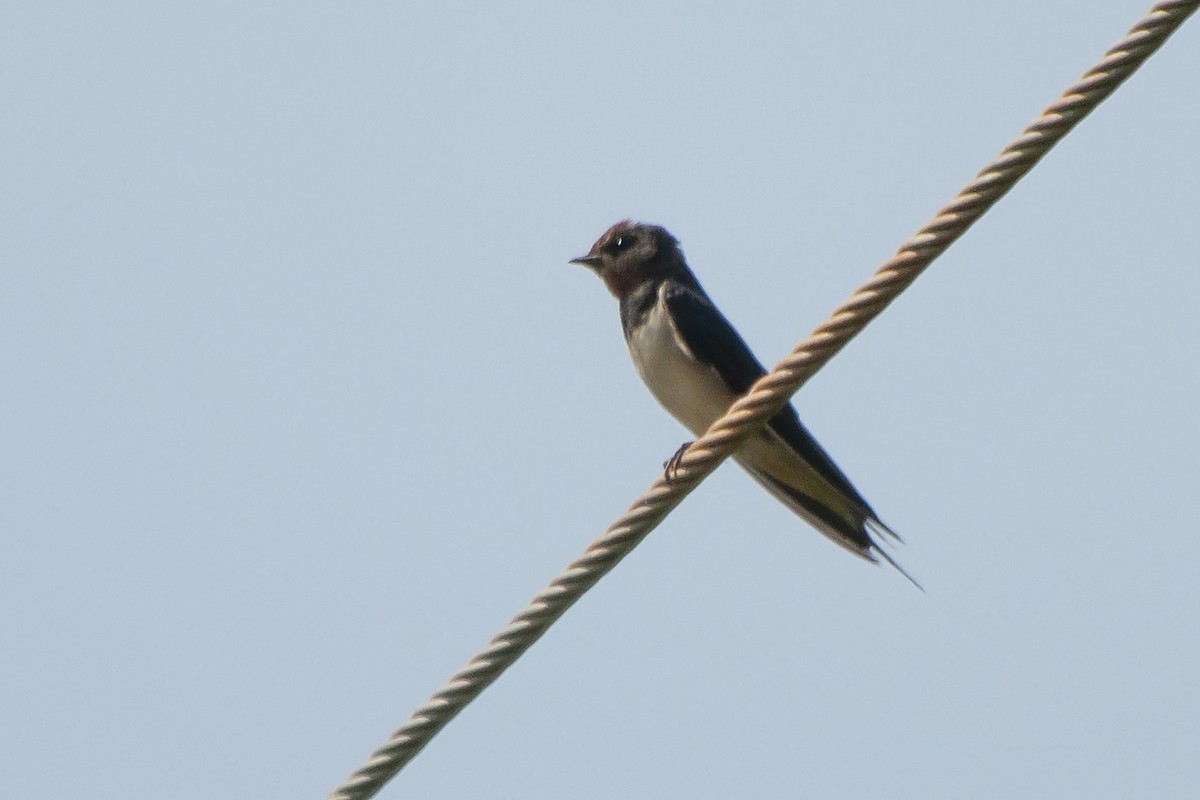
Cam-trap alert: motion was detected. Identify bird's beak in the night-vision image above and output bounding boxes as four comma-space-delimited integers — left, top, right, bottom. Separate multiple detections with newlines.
570, 254, 601, 268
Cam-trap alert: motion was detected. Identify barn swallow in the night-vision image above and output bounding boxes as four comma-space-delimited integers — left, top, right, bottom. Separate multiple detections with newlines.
572, 220, 917, 586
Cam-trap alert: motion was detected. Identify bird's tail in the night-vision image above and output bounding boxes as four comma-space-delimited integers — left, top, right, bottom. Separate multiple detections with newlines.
865, 519, 923, 591
738, 461, 922, 590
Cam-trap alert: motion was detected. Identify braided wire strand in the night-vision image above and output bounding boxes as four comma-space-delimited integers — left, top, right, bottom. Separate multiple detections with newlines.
328, 3, 1198, 797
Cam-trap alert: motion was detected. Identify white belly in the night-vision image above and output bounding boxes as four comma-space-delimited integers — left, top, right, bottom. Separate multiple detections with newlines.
627, 292, 739, 437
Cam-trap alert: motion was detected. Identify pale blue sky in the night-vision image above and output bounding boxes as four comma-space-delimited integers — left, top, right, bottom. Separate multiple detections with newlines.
2, 3, 1198, 798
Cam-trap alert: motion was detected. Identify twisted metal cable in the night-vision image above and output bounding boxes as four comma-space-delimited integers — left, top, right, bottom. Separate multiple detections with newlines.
328, 3, 1197, 797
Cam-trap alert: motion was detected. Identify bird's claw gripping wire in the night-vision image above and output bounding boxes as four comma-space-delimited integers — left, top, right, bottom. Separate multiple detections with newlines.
663, 441, 693, 483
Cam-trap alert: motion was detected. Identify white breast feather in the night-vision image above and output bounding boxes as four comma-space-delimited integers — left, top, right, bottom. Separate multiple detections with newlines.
627, 286, 738, 437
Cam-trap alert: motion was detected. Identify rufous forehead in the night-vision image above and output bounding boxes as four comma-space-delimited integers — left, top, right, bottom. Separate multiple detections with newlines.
588, 219, 635, 254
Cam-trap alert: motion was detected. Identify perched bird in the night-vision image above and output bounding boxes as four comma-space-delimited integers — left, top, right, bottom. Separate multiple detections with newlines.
572, 220, 917, 586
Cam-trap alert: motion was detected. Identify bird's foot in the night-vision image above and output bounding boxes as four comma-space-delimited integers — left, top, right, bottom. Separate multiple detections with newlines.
663, 441, 693, 483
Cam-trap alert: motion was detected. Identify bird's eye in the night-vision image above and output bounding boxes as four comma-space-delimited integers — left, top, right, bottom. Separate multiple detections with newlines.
609, 234, 634, 254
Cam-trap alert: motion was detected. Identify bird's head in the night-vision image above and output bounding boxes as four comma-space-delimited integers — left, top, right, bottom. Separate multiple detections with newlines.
570, 220, 686, 299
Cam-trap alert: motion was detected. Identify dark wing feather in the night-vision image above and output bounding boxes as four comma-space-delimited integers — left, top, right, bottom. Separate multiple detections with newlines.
661, 283, 877, 515
660, 283, 768, 393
